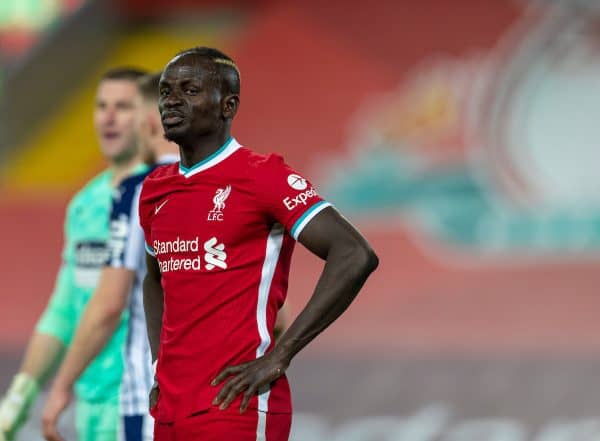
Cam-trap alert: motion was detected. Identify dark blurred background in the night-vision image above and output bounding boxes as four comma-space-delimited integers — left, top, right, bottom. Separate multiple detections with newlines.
1, 0, 600, 439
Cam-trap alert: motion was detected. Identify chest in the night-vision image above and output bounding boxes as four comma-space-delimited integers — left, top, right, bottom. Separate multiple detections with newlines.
70, 195, 111, 242
148, 178, 272, 272
157, 179, 264, 230
70, 193, 112, 287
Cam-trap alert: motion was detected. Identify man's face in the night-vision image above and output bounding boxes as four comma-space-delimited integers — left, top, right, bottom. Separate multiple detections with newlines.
94, 79, 140, 162
158, 57, 223, 144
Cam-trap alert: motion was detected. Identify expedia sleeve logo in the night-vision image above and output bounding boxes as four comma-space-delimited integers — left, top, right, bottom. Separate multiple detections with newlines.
282, 174, 318, 210
287, 174, 307, 190
74, 241, 109, 288
283, 188, 318, 211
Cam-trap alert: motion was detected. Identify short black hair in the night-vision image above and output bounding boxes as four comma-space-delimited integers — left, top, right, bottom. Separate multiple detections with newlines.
173, 47, 240, 95
137, 71, 162, 102
101, 67, 148, 82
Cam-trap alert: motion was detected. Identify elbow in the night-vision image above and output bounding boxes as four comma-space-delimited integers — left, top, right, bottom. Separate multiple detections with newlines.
367, 248, 379, 273
103, 300, 126, 323
347, 241, 378, 278
360, 245, 379, 275
102, 293, 128, 322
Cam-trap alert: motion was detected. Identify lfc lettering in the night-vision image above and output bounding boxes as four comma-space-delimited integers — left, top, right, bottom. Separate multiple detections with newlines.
207, 212, 224, 221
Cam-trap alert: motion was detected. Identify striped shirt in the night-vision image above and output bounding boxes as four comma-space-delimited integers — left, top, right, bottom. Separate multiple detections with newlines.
107, 155, 178, 416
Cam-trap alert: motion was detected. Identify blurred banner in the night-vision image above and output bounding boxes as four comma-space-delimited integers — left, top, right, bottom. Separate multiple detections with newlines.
2, 0, 600, 440
0, 0, 86, 60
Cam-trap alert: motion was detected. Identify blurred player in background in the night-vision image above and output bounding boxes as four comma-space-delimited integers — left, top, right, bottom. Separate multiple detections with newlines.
0, 67, 148, 441
40, 72, 179, 441
141, 47, 378, 440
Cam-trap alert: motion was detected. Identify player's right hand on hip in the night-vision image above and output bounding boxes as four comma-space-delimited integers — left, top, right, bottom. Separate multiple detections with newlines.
0, 373, 40, 440
149, 380, 160, 412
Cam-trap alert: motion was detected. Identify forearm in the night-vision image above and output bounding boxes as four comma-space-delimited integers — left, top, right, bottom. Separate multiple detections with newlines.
211, 240, 378, 412
52, 300, 122, 389
19, 332, 65, 386
273, 302, 289, 340
143, 274, 164, 361
273, 243, 377, 363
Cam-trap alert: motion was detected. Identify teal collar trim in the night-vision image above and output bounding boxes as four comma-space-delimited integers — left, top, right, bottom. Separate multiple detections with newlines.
179, 137, 239, 177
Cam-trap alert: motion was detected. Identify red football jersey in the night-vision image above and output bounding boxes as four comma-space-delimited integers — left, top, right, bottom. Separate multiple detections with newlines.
139, 138, 330, 423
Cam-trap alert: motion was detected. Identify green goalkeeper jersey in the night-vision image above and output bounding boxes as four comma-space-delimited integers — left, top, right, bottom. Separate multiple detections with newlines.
36, 166, 146, 402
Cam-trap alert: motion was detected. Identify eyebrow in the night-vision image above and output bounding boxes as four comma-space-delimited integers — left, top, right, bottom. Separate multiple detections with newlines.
179, 78, 201, 85
159, 76, 202, 87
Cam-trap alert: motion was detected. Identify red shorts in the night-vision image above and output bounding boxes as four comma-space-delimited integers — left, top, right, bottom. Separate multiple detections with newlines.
153, 406, 291, 441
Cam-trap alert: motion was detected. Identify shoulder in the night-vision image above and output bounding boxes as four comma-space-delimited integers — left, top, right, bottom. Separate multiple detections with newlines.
139, 163, 178, 196
67, 170, 111, 213
113, 172, 150, 217
235, 148, 304, 196
243, 149, 302, 189
115, 167, 156, 204
238, 147, 286, 175
119, 167, 153, 191
138, 164, 179, 220
75, 169, 111, 196
146, 163, 179, 181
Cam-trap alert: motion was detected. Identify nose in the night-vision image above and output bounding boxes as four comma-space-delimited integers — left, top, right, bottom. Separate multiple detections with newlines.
162, 90, 182, 109
103, 107, 117, 125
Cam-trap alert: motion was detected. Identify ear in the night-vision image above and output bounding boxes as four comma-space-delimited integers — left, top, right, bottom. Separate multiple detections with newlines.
222, 94, 240, 119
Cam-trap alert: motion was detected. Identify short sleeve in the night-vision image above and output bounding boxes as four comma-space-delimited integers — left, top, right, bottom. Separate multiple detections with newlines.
255, 154, 331, 240
107, 179, 146, 269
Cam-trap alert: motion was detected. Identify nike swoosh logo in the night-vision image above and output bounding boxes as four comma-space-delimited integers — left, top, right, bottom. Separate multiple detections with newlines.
155, 199, 169, 215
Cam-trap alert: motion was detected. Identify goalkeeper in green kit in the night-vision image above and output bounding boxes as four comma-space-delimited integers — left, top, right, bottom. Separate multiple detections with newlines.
0, 67, 148, 441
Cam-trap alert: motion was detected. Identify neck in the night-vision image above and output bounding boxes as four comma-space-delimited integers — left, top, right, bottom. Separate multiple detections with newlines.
109, 154, 141, 187
179, 129, 230, 169
153, 139, 180, 162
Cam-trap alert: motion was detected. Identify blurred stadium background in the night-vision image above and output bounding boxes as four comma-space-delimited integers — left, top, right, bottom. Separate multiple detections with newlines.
1, 0, 600, 439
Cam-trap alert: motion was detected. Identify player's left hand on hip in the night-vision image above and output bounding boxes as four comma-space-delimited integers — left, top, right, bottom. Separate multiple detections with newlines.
41, 384, 72, 441
211, 352, 288, 413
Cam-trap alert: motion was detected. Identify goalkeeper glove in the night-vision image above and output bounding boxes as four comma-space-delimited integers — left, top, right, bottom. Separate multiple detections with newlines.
0, 373, 39, 441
